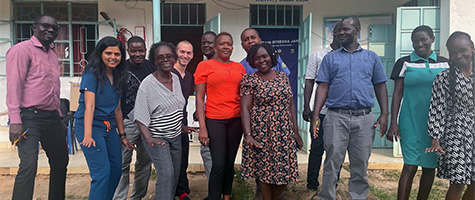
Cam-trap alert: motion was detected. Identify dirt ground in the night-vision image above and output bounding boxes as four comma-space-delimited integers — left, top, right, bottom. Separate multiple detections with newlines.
0, 164, 450, 200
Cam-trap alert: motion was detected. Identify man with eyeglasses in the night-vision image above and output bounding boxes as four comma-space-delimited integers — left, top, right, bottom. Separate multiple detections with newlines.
6, 14, 69, 199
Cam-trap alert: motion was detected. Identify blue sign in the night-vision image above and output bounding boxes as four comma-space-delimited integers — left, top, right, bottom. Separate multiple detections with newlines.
255, 28, 299, 108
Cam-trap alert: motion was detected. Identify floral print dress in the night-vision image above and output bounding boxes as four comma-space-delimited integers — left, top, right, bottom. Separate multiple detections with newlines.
428, 68, 475, 184
240, 71, 299, 185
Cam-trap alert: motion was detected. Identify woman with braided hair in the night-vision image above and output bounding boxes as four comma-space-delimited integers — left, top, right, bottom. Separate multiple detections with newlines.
426, 31, 474, 200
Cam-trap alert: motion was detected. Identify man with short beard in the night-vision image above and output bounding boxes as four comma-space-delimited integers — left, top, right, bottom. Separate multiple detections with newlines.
240, 28, 290, 75
310, 16, 388, 199
7, 14, 69, 200
172, 40, 196, 200
114, 36, 155, 200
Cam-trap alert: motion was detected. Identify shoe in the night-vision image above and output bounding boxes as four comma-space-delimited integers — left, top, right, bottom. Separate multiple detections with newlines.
179, 193, 191, 200
202, 197, 209, 200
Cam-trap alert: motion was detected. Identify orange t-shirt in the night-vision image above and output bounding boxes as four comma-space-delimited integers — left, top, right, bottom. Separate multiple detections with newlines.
194, 59, 246, 119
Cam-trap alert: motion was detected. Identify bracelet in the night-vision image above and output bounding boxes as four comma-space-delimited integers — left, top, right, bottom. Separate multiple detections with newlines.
118, 133, 126, 138
245, 132, 252, 137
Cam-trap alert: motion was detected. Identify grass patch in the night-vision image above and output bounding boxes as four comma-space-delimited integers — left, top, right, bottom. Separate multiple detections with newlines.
369, 184, 397, 200
150, 168, 157, 180
232, 169, 255, 200
381, 170, 400, 181
65, 194, 88, 199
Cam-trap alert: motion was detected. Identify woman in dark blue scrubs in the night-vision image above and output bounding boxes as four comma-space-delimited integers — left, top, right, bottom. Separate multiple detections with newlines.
74, 36, 127, 199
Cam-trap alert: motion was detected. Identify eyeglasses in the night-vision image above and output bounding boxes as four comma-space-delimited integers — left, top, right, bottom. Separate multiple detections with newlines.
156, 54, 175, 61
35, 23, 61, 31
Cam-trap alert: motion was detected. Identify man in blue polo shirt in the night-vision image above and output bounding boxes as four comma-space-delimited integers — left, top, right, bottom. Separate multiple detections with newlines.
310, 16, 388, 200
240, 28, 290, 75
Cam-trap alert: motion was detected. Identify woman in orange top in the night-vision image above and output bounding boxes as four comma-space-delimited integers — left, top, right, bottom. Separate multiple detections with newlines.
194, 32, 246, 200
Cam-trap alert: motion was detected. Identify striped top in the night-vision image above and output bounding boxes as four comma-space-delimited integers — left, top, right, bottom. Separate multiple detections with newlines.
134, 73, 185, 139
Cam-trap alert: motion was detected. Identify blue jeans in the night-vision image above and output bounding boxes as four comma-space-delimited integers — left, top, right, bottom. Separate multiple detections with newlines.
307, 114, 326, 190
76, 119, 122, 200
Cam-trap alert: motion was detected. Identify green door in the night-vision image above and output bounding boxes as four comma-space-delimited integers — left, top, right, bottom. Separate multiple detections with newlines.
204, 13, 221, 34
368, 24, 395, 148
396, 6, 441, 58
0, 20, 13, 76
297, 13, 311, 152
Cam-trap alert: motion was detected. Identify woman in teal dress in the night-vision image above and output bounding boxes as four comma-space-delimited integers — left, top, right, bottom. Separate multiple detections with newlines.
387, 25, 449, 200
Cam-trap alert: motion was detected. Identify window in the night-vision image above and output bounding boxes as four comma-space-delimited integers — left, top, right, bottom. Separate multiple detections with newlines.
161, 3, 206, 26
403, 0, 440, 6
12, 1, 98, 77
250, 4, 302, 26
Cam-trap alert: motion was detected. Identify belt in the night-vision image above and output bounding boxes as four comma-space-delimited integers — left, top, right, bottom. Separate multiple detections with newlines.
20, 107, 58, 114
329, 108, 371, 116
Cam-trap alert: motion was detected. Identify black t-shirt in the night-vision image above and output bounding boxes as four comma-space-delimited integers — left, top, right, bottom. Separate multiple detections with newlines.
172, 68, 194, 126
121, 60, 157, 118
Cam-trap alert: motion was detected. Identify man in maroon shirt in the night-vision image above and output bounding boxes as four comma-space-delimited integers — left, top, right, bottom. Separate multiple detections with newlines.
6, 14, 69, 200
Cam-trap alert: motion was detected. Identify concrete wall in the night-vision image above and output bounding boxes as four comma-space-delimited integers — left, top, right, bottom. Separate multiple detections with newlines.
98, 0, 403, 62
98, 0, 154, 55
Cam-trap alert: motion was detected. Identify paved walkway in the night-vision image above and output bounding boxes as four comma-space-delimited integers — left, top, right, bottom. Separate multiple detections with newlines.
0, 142, 403, 175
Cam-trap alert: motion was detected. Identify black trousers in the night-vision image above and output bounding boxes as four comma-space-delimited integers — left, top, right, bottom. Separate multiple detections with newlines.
206, 117, 243, 200
12, 108, 69, 200
175, 131, 191, 196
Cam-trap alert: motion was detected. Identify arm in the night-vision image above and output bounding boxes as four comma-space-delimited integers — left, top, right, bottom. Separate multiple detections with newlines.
303, 79, 315, 122
310, 83, 329, 138
374, 82, 389, 137
136, 121, 165, 146
425, 74, 447, 154
195, 83, 209, 146
6, 47, 29, 144
387, 79, 403, 142
241, 95, 262, 148
290, 100, 303, 149
80, 91, 96, 147
115, 101, 134, 150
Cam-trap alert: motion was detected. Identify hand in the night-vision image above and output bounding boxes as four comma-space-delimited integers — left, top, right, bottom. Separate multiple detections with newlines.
302, 108, 312, 122
310, 117, 320, 139
374, 114, 388, 138
9, 124, 23, 145
144, 137, 165, 147
121, 138, 136, 150
199, 128, 210, 147
294, 133, 304, 149
80, 136, 96, 147
425, 139, 445, 154
245, 135, 263, 149
182, 125, 197, 134
386, 124, 401, 142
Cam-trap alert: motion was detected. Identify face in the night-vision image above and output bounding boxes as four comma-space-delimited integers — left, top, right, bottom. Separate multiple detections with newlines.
154, 46, 176, 72
127, 42, 146, 66
241, 29, 262, 53
176, 42, 194, 67
215, 35, 234, 61
337, 19, 359, 47
253, 47, 272, 73
201, 34, 216, 58
102, 46, 122, 69
447, 36, 474, 69
412, 31, 434, 59
33, 16, 59, 45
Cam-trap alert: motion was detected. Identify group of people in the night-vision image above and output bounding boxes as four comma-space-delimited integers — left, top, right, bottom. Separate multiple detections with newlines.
303, 17, 474, 200
5, 13, 473, 200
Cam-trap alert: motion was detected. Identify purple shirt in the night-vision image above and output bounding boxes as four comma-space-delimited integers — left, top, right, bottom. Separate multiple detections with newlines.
6, 36, 61, 124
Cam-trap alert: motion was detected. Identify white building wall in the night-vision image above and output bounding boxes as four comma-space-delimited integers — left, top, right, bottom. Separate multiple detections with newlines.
99, 0, 403, 61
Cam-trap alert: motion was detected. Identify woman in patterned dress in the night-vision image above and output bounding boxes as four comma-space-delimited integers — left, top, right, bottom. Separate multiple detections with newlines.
426, 31, 474, 200
240, 43, 303, 200
387, 25, 449, 200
